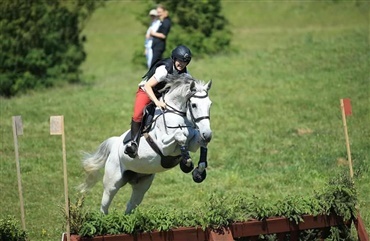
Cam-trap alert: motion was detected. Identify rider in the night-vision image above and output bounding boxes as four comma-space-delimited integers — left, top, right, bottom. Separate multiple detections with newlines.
124, 45, 193, 158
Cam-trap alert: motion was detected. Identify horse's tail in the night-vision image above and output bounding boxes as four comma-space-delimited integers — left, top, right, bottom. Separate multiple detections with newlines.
78, 137, 117, 193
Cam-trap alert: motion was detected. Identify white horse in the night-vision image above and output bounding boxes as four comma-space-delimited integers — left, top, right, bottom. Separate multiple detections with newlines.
79, 75, 212, 214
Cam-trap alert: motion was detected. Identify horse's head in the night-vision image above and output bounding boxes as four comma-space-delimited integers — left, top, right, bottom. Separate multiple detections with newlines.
186, 80, 213, 145
162, 75, 213, 145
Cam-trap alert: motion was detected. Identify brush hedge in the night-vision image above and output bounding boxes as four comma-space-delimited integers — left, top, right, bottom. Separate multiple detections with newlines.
69, 172, 358, 240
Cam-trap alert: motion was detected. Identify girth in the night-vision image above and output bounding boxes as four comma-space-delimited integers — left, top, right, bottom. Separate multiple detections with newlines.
143, 133, 182, 169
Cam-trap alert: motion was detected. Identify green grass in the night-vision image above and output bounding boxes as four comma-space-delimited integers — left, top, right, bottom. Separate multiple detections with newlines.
1, 1, 369, 240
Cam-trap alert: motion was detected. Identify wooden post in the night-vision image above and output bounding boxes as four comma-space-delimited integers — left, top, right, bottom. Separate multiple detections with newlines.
209, 227, 234, 241
354, 214, 370, 241
340, 99, 353, 178
50, 116, 70, 241
12, 116, 26, 230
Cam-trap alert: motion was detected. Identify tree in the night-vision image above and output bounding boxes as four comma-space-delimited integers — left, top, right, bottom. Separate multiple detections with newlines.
164, 0, 231, 54
133, 0, 232, 66
0, 0, 104, 97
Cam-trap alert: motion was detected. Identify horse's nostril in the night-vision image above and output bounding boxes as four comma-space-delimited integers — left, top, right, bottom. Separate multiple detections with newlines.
202, 133, 212, 142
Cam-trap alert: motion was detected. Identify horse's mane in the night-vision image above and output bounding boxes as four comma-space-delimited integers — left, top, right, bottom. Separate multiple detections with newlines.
160, 74, 204, 97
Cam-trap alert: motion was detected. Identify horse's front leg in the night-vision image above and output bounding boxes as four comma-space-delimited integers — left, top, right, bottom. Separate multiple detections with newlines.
189, 128, 208, 183
173, 131, 195, 173
186, 130, 208, 182
161, 129, 194, 173
165, 130, 194, 173
192, 147, 208, 183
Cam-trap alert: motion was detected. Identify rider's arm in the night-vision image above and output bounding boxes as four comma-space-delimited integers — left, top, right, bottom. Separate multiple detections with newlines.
144, 77, 166, 109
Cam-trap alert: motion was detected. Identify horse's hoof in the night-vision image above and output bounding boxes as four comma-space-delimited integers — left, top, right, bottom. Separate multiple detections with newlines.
180, 160, 194, 173
192, 167, 206, 183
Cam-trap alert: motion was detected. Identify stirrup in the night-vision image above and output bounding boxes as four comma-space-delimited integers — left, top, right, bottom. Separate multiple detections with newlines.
125, 141, 138, 158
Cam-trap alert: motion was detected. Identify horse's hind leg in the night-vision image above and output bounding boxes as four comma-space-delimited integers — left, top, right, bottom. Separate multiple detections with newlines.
100, 159, 125, 214
125, 174, 155, 214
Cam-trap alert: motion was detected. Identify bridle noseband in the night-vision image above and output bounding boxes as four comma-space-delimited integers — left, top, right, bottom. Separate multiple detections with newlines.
160, 91, 211, 133
186, 92, 211, 124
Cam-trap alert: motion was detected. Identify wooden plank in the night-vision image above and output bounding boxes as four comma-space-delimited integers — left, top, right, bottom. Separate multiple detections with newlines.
354, 214, 369, 241
230, 214, 342, 237
208, 227, 234, 241
12, 116, 26, 230
277, 232, 286, 241
289, 230, 299, 241
67, 214, 351, 241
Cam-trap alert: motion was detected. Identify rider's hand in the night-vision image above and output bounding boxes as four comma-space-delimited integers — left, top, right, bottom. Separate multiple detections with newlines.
155, 100, 166, 110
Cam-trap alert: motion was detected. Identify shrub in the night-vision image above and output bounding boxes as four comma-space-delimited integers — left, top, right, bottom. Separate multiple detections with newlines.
133, 0, 232, 66
0, 216, 27, 241
73, 171, 358, 240
0, 0, 104, 97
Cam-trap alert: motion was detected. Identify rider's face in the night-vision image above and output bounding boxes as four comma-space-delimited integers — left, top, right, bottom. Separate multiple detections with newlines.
156, 7, 167, 20
174, 60, 188, 71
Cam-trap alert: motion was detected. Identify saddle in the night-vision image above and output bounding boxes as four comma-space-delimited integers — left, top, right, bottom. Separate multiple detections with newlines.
141, 103, 156, 134
136, 103, 183, 168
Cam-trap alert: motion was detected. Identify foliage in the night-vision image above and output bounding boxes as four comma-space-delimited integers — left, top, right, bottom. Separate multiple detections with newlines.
0, 0, 105, 97
0, 216, 27, 241
0, 2, 368, 240
63, 195, 89, 235
133, 0, 232, 66
74, 172, 358, 239
316, 171, 357, 221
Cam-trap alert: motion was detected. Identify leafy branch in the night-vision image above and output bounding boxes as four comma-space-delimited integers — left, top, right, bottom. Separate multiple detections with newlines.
70, 171, 358, 240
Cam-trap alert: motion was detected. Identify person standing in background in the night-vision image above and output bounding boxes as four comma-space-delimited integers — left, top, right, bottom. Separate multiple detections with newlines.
144, 9, 160, 69
150, 4, 171, 68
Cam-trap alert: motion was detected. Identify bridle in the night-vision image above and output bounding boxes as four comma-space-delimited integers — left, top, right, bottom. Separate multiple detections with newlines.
160, 91, 211, 133
186, 92, 211, 124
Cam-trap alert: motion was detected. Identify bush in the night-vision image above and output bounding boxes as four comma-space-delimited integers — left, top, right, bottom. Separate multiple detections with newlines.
0, 0, 104, 97
0, 216, 27, 241
133, 0, 232, 66
73, 171, 358, 240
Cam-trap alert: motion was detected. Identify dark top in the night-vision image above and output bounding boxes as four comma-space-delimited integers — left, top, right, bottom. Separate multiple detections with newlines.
152, 17, 171, 51
143, 58, 187, 97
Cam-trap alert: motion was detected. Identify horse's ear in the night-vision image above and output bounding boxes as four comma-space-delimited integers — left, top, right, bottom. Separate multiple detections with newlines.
190, 80, 196, 92
205, 80, 212, 92
186, 80, 197, 97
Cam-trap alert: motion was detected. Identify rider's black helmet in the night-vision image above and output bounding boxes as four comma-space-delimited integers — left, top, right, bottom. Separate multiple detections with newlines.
171, 45, 192, 63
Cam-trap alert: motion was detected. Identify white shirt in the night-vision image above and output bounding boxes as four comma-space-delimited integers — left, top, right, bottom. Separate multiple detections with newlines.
139, 65, 168, 89
145, 19, 161, 49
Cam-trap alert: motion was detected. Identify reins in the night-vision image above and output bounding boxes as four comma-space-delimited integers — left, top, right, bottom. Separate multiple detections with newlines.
144, 79, 212, 159
187, 92, 211, 124
161, 103, 192, 135
160, 91, 211, 134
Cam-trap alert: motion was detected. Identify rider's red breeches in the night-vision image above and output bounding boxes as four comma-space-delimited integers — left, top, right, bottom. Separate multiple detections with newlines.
132, 88, 151, 122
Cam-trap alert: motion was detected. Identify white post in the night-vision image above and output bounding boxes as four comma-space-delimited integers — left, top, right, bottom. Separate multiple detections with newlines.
50, 116, 70, 241
340, 99, 353, 178
12, 116, 26, 230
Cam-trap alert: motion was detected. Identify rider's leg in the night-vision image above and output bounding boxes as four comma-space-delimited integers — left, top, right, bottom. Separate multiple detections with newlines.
124, 88, 151, 158
124, 119, 142, 158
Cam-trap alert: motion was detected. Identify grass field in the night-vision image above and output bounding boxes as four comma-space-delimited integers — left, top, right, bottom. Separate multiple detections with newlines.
1, 1, 369, 240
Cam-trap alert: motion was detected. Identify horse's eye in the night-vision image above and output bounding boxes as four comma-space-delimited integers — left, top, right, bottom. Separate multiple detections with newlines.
191, 103, 197, 108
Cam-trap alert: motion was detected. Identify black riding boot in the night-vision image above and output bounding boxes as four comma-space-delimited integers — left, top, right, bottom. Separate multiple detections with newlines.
124, 120, 142, 158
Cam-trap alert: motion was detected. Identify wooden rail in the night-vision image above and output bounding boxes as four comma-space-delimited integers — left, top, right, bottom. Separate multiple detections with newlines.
64, 214, 369, 241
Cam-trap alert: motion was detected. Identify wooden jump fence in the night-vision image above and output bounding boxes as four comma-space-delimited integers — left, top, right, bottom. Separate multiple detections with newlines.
64, 213, 368, 241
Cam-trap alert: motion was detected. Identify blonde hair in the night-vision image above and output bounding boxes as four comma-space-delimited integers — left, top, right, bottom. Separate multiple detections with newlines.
157, 3, 167, 11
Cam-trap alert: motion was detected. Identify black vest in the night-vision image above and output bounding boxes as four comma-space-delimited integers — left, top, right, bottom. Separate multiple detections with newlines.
142, 58, 187, 97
